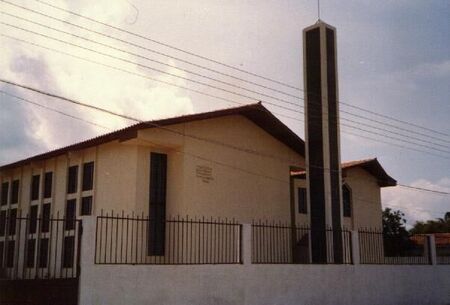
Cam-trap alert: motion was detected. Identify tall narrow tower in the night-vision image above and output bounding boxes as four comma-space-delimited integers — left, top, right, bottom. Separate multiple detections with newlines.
303, 21, 343, 263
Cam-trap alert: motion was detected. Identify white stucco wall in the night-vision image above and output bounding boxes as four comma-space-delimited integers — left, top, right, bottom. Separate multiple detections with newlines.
79, 218, 450, 305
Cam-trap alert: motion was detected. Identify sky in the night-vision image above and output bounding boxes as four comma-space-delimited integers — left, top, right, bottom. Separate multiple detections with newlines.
0, 0, 449, 226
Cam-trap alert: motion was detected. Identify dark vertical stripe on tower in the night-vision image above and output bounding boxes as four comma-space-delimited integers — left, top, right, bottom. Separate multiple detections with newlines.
306, 28, 327, 264
326, 28, 343, 263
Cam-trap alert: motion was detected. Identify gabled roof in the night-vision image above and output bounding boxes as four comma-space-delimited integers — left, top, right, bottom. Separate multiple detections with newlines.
0, 103, 305, 170
291, 158, 397, 187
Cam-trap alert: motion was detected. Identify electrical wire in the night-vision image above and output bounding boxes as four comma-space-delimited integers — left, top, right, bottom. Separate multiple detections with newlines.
1, 79, 450, 198
3, 11, 450, 148
1, 28, 449, 156
16, 0, 450, 139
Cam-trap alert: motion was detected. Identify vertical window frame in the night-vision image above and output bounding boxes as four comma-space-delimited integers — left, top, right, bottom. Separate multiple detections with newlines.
43, 172, 53, 199
67, 166, 78, 194
11, 180, 19, 204
31, 175, 40, 201
82, 162, 94, 191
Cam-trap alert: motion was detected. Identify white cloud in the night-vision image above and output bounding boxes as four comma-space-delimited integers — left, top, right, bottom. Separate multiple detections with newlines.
0, 0, 194, 158
382, 178, 450, 227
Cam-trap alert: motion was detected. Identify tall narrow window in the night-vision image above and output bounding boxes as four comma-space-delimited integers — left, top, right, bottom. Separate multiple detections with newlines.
62, 236, 75, 268
26, 239, 36, 268
342, 184, 352, 218
0, 210, 5, 236
44, 172, 53, 199
31, 175, 40, 201
298, 187, 307, 214
29, 205, 38, 234
39, 238, 49, 268
81, 196, 92, 216
148, 152, 167, 256
0, 241, 4, 267
1, 182, 9, 206
42, 203, 51, 233
11, 180, 19, 204
8, 208, 17, 236
67, 166, 78, 194
82, 162, 94, 191
6, 240, 15, 267
65, 199, 76, 230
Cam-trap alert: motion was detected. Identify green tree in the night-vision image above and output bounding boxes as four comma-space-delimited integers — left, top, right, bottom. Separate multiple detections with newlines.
410, 217, 450, 234
382, 208, 408, 237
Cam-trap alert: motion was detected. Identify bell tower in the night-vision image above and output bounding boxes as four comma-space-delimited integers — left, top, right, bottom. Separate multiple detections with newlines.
303, 21, 343, 263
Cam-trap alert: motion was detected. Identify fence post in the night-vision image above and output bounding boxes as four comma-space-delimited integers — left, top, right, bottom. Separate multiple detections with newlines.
241, 224, 252, 265
351, 230, 360, 265
427, 234, 437, 265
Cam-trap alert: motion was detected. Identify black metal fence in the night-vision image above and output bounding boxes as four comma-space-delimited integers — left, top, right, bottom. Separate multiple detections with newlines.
251, 221, 353, 264
436, 235, 450, 265
95, 212, 242, 264
358, 230, 430, 265
0, 213, 82, 279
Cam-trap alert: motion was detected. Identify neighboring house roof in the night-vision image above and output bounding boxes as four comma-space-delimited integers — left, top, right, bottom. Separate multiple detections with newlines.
291, 158, 397, 187
0, 102, 305, 170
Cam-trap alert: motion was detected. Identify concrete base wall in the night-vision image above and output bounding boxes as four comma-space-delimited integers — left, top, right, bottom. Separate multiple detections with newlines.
79, 264, 450, 305
79, 219, 450, 305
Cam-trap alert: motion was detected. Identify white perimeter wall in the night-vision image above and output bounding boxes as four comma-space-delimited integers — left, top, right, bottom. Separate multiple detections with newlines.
79, 219, 450, 305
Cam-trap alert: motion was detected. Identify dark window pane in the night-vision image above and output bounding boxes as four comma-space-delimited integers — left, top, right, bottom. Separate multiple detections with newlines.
31, 175, 40, 201
0, 241, 4, 267
39, 238, 49, 268
65, 199, 76, 230
11, 180, 19, 204
26, 239, 36, 268
44, 172, 53, 198
62, 236, 75, 268
8, 209, 17, 236
81, 196, 92, 216
82, 162, 94, 191
298, 187, 307, 214
29, 205, 38, 234
42, 203, 51, 233
343, 185, 352, 218
0, 210, 5, 236
6, 240, 15, 267
1, 182, 9, 206
67, 166, 78, 194
148, 152, 167, 256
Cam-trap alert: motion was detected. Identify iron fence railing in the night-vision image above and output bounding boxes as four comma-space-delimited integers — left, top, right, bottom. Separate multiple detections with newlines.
436, 235, 450, 265
358, 230, 430, 265
251, 221, 353, 264
95, 212, 242, 264
0, 213, 82, 279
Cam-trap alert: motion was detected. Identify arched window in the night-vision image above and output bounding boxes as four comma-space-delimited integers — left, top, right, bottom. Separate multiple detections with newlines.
342, 184, 352, 218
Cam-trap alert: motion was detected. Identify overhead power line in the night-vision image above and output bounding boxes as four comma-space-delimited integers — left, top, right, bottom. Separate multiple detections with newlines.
3, 0, 449, 140
2, 32, 450, 160
1, 78, 450, 198
3, 10, 450, 149
2, 28, 449, 157
8, 0, 301, 92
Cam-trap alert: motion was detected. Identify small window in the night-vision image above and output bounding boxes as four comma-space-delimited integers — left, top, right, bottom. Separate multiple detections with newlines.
11, 180, 19, 204
65, 199, 76, 230
39, 238, 49, 268
0, 210, 6, 236
8, 209, 17, 236
42, 203, 51, 233
31, 175, 40, 201
29, 205, 38, 234
1, 182, 9, 206
26, 239, 36, 268
81, 196, 92, 216
6, 240, 15, 267
82, 162, 94, 191
62, 236, 75, 268
44, 172, 53, 199
343, 184, 352, 218
298, 188, 307, 214
67, 166, 78, 194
